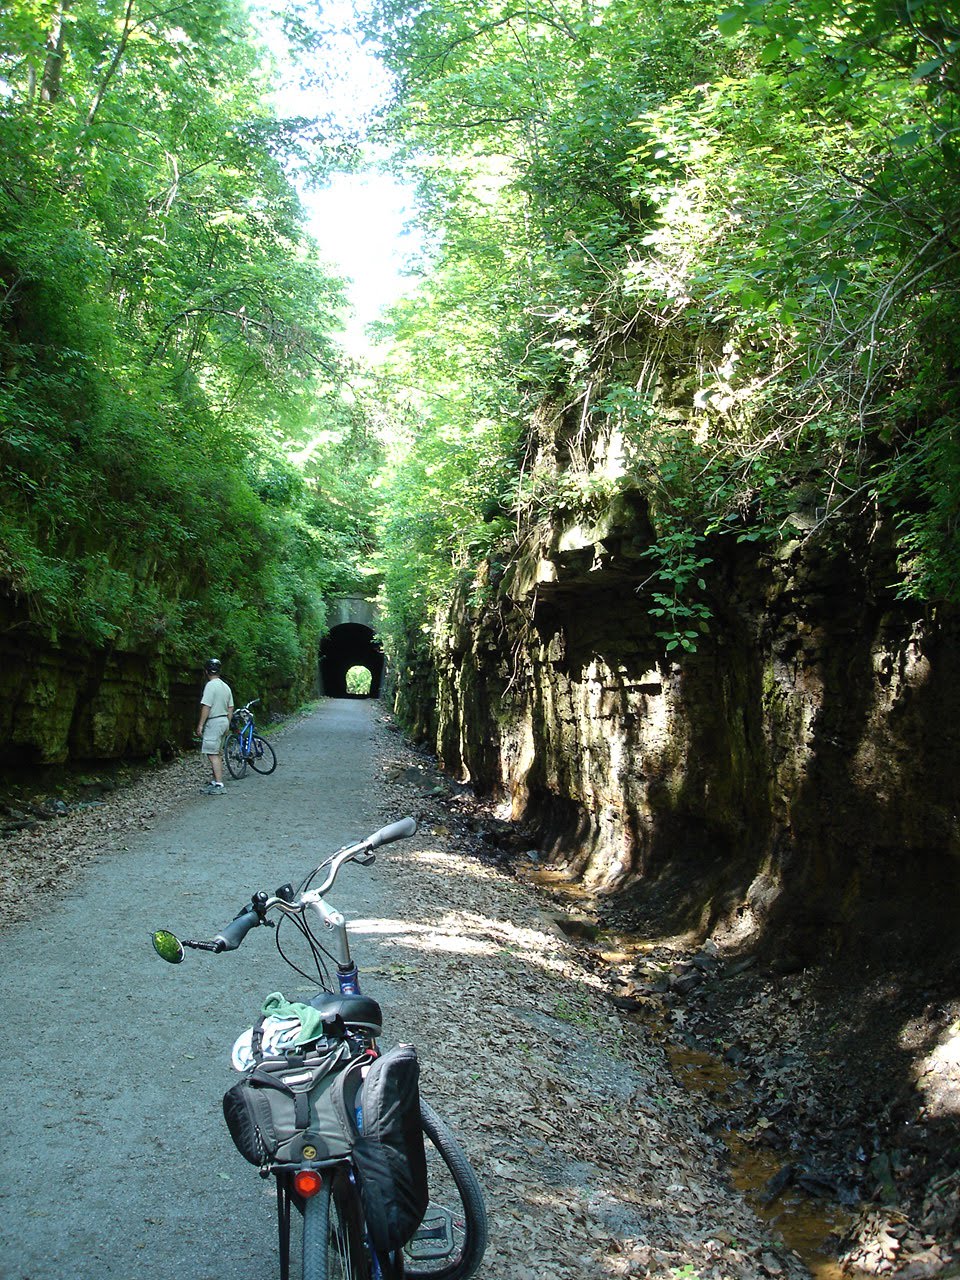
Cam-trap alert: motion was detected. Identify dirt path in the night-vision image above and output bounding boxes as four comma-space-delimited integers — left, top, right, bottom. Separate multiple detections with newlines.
0, 701, 810, 1280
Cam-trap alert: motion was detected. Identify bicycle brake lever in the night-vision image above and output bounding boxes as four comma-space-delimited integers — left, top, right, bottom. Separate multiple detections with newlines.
355, 851, 377, 867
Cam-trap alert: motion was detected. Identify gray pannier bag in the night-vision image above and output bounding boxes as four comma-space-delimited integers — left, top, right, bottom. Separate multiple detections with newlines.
222, 1039, 355, 1167
224, 1036, 429, 1279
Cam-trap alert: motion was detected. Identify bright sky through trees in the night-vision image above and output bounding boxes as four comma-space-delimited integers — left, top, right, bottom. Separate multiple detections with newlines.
305, 171, 417, 352
259, 0, 419, 354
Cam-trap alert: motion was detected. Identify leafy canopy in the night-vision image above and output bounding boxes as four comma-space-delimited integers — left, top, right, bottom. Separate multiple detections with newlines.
0, 0, 380, 703
360, 0, 960, 661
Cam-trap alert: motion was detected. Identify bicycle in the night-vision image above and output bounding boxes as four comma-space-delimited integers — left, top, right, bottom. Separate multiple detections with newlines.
225, 698, 278, 779
151, 817, 487, 1280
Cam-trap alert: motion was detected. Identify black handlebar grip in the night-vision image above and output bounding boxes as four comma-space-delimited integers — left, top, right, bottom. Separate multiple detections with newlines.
213, 908, 261, 951
366, 816, 417, 849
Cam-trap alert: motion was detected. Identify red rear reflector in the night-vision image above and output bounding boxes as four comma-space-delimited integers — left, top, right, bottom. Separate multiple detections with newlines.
293, 1169, 323, 1198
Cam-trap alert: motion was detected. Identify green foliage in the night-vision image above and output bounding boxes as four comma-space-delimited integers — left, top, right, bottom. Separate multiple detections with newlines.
346, 665, 372, 695
642, 526, 713, 653
364, 0, 960, 663
876, 419, 960, 602
0, 0, 380, 711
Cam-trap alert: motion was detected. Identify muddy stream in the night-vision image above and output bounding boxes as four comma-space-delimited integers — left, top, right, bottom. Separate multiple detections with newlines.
667, 1046, 852, 1279
533, 870, 859, 1280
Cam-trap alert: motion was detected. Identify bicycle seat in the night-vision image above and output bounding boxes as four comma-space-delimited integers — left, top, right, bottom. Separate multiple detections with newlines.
307, 991, 382, 1034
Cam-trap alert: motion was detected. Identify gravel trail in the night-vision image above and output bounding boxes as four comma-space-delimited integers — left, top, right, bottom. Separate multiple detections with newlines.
0, 701, 400, 1279
0, 700, 804, 1280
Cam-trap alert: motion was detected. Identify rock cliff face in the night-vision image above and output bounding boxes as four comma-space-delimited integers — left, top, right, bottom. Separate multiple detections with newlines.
399, 493, 960, 961
0, 595, 200, 765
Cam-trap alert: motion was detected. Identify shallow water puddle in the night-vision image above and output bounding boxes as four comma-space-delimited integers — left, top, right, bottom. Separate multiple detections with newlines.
525, 867, 861, 1278
666, 1044, 856, 1279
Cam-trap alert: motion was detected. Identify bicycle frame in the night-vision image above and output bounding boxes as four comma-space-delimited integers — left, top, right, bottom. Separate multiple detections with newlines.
225, 703, 277, 782
151, 819, 487, 1280
237, 715, 255, 758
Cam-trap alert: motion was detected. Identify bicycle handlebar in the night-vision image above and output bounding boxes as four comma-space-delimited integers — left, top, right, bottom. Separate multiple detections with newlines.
307, 816, 418, 896
212, 907, 262, 951
176, 817, 418, 956
366, 816, 417, 849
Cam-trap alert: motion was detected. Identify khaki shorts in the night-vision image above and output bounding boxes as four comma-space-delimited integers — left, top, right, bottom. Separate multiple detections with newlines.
201, 717, 229, 754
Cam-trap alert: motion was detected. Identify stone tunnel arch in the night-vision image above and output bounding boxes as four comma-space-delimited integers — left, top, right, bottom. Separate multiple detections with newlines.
319, 598, 385, 698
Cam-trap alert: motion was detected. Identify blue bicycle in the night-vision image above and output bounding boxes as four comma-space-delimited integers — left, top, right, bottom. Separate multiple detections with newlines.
225, 699, 278, 779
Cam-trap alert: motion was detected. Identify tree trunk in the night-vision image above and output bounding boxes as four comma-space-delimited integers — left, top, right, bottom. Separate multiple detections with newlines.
39, 1, 73, 104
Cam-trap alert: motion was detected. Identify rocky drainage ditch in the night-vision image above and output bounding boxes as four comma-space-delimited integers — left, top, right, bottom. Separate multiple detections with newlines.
532, 876, 958, 1280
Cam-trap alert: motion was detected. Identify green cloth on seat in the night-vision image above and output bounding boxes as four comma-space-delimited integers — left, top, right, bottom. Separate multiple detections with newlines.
261, 990, 328, 1045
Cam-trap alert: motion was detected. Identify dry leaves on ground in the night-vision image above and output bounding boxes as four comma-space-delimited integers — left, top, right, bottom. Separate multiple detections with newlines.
368, 730, 811, 1280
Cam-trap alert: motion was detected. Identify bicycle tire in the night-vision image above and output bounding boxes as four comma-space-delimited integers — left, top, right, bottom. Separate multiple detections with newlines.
249, 735, 278, 775
303, 1168, 370, 1280
224, 733, 247, 779
404, 1099, 487, 1280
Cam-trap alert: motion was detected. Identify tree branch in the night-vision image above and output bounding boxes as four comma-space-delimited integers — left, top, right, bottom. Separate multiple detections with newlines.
415, 8, 579, 78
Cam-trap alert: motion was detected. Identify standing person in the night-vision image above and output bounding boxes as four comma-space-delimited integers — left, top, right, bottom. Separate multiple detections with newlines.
197, 658, 234, 795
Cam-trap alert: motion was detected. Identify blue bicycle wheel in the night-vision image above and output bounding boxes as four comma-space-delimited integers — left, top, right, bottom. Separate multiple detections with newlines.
224, 733, 247, 779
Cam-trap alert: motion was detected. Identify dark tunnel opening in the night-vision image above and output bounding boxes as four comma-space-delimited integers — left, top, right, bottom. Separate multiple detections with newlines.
320, 622, 385, 698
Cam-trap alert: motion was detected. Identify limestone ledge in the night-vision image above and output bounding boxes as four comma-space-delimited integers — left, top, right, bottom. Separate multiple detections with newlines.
405, 499, 960, 958
0, 630, 199, 765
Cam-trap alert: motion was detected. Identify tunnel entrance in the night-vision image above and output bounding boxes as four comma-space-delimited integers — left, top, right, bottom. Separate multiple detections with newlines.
320, 622, 384, 698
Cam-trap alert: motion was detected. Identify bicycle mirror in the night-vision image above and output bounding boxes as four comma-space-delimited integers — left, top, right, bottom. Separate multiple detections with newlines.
152, 930, 185, 964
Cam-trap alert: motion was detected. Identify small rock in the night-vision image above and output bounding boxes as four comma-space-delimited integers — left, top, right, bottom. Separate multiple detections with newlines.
609, 994, 647, 1012
795, 1166, 843, 1198
670, 969, 704, 995
760, 1163, 795, 1204
634, 970, 670, 994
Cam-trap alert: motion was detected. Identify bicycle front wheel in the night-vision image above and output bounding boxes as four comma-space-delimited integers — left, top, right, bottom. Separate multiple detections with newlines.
404, 1099, 487, 1280
249, 735, 278, 774
303, 1168, 370, 1280
224, 733, 247, 779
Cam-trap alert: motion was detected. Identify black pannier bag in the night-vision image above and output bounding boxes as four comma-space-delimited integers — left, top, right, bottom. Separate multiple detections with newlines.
332, 1043, 429, 1256
223, 1041, 354, 1167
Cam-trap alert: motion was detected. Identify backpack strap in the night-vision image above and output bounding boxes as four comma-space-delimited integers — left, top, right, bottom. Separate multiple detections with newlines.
250, 1015, 267, 1062
329, 1054, 367, 1143
246, 1069, 296, 1095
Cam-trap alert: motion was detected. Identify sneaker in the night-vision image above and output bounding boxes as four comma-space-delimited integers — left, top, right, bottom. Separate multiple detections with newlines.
204, 781, 225, 794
